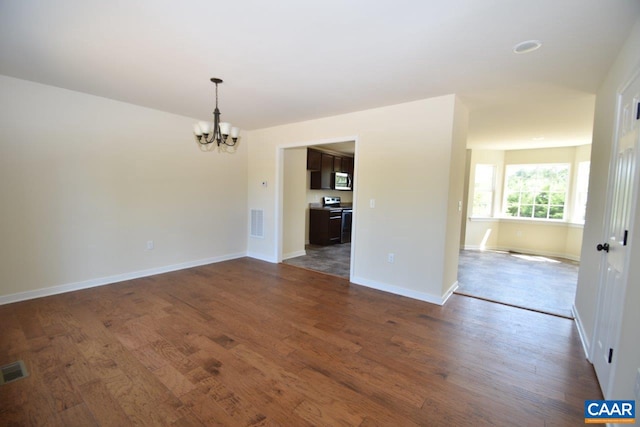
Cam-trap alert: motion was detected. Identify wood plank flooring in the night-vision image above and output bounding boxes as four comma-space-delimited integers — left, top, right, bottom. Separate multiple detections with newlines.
0, 257, 601, 426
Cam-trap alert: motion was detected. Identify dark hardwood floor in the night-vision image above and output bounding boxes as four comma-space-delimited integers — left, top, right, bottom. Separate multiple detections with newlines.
0, 257, 601, 426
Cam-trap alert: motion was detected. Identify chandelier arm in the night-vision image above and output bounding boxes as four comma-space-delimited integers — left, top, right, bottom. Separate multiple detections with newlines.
200, 129, 214, 145
220, 137, 237, 147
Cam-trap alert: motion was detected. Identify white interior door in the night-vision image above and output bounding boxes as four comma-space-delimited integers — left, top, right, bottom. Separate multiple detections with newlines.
592, 70, 640, 397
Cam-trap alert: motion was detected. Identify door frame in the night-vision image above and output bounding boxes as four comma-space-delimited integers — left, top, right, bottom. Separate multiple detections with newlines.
275, 135, 359, 279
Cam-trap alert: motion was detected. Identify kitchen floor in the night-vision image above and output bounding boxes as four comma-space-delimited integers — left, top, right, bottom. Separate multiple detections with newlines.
283, 243, 350, 278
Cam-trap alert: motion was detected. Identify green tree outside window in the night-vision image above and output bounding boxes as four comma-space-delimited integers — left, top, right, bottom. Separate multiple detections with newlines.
503, 164, 569, 220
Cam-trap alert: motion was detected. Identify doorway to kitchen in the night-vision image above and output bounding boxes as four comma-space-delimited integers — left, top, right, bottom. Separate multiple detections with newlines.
279, 139, 356, 280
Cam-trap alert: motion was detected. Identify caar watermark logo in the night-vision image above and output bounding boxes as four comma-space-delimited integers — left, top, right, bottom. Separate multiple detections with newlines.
584, 400, 635, 424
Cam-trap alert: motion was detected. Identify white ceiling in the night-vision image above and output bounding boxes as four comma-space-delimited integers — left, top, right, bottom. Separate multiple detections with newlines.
1, 1, 639, 149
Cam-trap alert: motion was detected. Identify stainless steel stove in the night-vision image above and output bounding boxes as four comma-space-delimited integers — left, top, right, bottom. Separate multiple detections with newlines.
322, 196, 342, 207
322, 196, 352, 243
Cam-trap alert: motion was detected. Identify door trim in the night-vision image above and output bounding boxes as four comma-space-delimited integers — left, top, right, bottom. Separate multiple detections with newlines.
275, 135, 359, 282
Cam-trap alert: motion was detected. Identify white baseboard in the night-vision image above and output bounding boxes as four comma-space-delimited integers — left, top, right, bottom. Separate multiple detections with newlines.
442, 281, 459, 304
282, 250, 306, 260
0, 252, 246, 306
573, 304, 591, 361
462, 245, 580, 262
246, 252, 278, 263
350, 276, 449, 306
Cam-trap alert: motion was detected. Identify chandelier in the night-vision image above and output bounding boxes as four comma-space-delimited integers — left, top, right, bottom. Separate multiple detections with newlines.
193, 78, 240, 147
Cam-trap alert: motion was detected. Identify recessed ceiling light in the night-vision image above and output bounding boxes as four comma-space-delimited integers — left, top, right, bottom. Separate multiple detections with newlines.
513, 40, 542, 54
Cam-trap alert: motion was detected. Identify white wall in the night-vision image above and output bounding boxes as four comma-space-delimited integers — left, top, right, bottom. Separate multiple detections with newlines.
443, 98, 469, 291
247, 95, 468, 304
282, 147, 307, 258
468, 95, 595, 150
0, 75, 248, 302
575, 17, 640, 401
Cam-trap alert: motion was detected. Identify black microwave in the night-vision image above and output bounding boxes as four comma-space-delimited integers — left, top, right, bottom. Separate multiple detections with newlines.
332, 172, 352, 191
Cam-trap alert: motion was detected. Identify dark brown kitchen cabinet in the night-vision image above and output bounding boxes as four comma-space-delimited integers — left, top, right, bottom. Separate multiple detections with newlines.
308, 147, 354, 190
310, 153, 334, 190
333, 156, 342, 172
342, 156, 354, 175
309, 208, 342, 245
307, 148, 322, 170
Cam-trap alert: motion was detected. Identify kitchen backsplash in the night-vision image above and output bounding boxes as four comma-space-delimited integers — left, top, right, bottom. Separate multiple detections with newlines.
306, 189, 353, 205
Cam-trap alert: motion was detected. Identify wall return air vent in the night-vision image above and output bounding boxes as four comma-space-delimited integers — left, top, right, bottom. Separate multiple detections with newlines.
250, 209, 264, 238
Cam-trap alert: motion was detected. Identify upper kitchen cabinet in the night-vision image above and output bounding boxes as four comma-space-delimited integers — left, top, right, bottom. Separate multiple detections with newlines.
333, 156, 342, 173
307, 148, 322, 171
310, 152, 334, 189
342, 156, 354, 176
308, 148, 354, 190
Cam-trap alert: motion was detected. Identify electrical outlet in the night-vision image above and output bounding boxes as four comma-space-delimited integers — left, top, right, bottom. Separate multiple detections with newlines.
388, 253, 394, 263
146, 240, 154, 250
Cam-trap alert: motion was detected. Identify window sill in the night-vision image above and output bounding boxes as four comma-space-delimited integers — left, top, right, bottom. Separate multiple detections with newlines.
468, 217, 500, 222
468, 216, 584, 228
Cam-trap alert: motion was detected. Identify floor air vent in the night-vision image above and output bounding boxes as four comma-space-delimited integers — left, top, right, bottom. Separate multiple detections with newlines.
0, 360, 28, 385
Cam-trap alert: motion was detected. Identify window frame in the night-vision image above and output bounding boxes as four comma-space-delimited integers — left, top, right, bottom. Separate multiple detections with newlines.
501, 163, 571, 221
471, 163, 496, 218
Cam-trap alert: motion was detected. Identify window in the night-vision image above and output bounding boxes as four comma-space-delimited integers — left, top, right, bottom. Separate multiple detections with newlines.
472, 164, 495, 216
503, 163, 569, 220
574, 161, 590, 222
